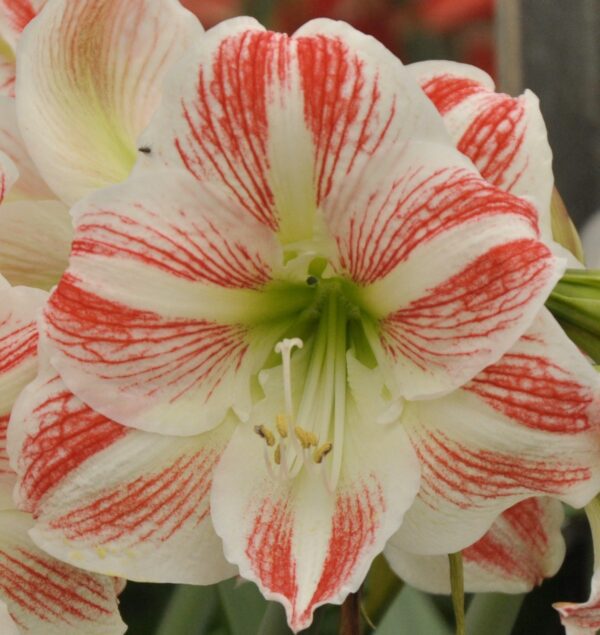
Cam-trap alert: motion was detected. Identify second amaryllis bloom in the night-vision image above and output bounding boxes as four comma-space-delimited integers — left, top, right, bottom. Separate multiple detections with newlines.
10, 15, 600, 633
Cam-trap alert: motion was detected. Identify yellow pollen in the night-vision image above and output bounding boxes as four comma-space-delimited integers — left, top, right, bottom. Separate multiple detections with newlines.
276, 414, 288, 438
274, 443, 282, 465
313, 442, 333, 464
254, 424, 275, 447
295, 426, 318, 449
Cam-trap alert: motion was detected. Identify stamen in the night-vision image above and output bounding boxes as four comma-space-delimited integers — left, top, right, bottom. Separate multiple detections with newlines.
295, 426, 318, 449
254, 424, 275, 447
313, 442, 333, 464
274, 443, 282, 465
276, 414, 288, 438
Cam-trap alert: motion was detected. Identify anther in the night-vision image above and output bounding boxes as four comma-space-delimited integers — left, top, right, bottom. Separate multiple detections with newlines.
295, 426, 318, 449
313, 442, 333, 464
138, 146, 151, 154
276, 414, 288, 438
274, 443, 282, 465
254, 424, 275, 447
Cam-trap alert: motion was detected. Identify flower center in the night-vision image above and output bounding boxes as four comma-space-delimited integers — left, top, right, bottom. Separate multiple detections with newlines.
253, 287, 353, 491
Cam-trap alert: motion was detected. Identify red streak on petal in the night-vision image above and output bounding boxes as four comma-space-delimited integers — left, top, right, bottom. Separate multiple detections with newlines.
0, 414, 12, 477
339, 168, 539, 284
245, 497, 298, 610
413, 428, 590, 508
467, 353, 593, 433
0, 547, 111, 624
0, 0, 39, 35
297, 34, 394, 206
176, 30, 280, 230
464, 499, 550, 585
45, 274, 249, 403
382, 240, 553, 371
0, 316, 37, 375
49, 450, 218, 545
72, 207, 272, 289
18, 380, 127, 513
458, 94, 527, 191
299, 478, 384, 628
421, 75, 485, 115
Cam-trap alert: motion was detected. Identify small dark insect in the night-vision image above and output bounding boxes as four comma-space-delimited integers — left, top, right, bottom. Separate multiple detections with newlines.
138, 146, 151, 154
306, 276, 318, 286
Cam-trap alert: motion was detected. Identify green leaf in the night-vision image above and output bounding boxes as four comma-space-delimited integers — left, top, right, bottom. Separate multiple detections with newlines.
373, 586, 452, 635
155, 585, 218, 635
217, 579, 267, 635
257, 602, 293, 635
465, 593, 524, 635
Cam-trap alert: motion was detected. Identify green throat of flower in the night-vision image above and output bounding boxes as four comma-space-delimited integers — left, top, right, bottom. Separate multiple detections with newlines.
252, 273, 384, 492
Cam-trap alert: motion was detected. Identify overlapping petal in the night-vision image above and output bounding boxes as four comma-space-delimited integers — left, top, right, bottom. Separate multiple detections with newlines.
8, 364, 237, 585
42, 171, 296, 435
0, 278, 125, 634
385, 497, 565, 593
391, 309, 600, 555
0, 98, 54, 200
409, 60, 554, 240
211, 350, 420, 632
0, 0, 46, 49
16, 0, 203, 205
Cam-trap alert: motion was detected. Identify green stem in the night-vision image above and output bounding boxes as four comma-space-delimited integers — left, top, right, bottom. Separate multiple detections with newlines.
448, 553, 465, 635
362, 555, 404, 630
465, 593, 524, 635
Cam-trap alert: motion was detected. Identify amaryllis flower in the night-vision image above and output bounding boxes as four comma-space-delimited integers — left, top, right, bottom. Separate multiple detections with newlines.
0, 272, 125, 634
385, 497, 566, 593
13, 16, 600, 632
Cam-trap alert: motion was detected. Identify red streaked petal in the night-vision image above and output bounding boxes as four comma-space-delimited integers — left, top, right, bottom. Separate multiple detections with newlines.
410, 60, 553, 240
386, 497, 565, 593
392, 310, 600, 555
16, 0, 202, 204
43, 173, 283, 436
0, 510, 125, 635
139, 18, 449, 244
211, 400, 420, 632
8, 367, 236, 584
